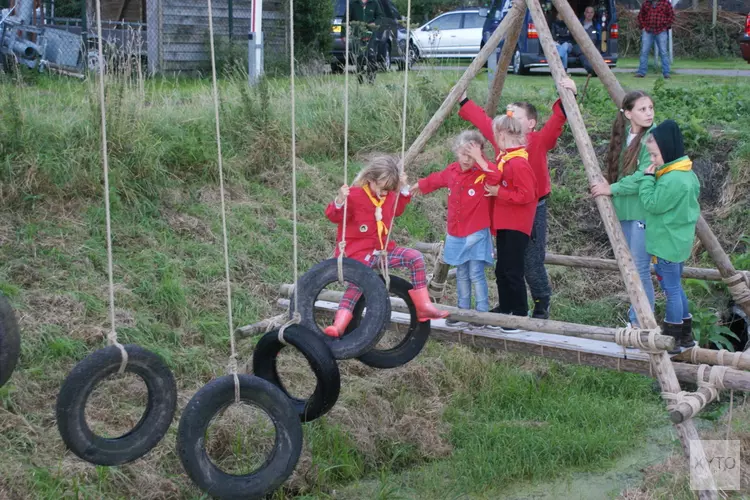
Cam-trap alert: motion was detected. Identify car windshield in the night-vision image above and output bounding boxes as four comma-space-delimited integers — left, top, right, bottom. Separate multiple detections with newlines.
334, 0, 346, 17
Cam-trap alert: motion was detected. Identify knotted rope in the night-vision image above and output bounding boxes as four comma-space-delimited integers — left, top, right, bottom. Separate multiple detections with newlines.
692, 347, 748, 369
337, 0, 352, 285
661, 364, 728, 418
614, 325, 662, 353
92, 0, 127, 374
723, 273, 750, 305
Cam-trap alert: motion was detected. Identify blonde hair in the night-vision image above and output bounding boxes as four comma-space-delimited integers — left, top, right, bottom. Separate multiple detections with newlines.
452, 130, 485, 156
493, 115, 526, 142
353, 154, 402, 192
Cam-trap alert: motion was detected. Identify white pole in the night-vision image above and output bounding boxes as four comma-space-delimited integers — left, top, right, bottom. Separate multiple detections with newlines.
248, 0, 264, 84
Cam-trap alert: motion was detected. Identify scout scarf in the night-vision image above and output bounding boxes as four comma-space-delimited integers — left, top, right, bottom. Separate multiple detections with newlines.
363, 184, 388, 250
656, 157, 692, 179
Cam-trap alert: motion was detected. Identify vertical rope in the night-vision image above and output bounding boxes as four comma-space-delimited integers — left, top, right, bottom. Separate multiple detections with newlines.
93, 0, 128, 374
288, 0, 299, 325
337, 0, 351, 284
380, 0, 412, 289
205, 0, 239, 401
726, 390, 734, 441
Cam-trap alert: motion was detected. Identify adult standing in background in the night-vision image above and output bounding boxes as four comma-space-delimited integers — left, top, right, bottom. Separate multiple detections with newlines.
350, 0, 384, 84
635, 0, 674, 79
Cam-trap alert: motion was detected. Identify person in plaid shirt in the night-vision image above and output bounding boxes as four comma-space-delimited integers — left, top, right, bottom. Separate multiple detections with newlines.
636, 0, 675, 78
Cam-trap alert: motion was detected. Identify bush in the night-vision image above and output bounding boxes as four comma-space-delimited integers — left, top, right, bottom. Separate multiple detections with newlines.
617, 8, 746, 59
294, 0, 334, 59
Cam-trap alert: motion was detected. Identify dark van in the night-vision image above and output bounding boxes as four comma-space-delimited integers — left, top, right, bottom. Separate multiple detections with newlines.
480, 0, 619, 74
330, 0, 409, 73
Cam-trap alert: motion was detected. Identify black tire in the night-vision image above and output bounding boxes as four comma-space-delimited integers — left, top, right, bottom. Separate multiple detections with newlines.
512, 48, 530, 75
252, 324, 340, 422
331, 62, 344, 74
291, 258, 390, 360
0, 294, 21, 389
348, 276, 430, 369
177, 375, 303, 500
56, 344, 177, 466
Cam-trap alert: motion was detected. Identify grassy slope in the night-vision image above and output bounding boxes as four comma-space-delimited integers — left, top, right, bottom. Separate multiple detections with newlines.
0, 68, 749, 499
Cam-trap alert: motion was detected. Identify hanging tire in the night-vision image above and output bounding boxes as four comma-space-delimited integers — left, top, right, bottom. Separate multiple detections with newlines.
348, 276, 430, 369
56, 344, 177, 466
177, 375, 303, 500
290, 257, 390, 360
0, 294, 21, 389
252, 324, 340, 422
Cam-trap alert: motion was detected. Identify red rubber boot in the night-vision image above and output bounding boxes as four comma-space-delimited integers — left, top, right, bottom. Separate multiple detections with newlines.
323, 309, 353, 338
408, 287, 450, 322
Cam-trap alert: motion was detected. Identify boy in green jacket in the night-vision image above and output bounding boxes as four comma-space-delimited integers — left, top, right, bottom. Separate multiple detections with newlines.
639, 120, 700, 353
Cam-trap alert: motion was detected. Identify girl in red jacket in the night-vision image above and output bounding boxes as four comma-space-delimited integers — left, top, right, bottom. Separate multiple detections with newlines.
467, 113, 538, 330
323, 154, 449, 337
411, 131, 496, 325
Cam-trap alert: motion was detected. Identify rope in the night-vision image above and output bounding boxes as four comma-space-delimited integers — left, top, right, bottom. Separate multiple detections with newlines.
286, 0, 301, 339
337, 0, 352, 285
723, 273, 750, 305
661, 390, 710, 416
662, 364, 729, 418
692, 347, 747, 369
92, 0, 128, 374
614, 325, 662, 353
727, 390, 734, 441
380, 0, 412, 290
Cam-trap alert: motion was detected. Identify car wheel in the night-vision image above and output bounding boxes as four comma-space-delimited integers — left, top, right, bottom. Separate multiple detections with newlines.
381, 45, 392, 72
331, 62, 344, 74
512, 48, 529, 75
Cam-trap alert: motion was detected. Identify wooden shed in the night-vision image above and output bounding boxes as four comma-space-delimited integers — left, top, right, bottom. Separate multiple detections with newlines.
145, 0, 286, 74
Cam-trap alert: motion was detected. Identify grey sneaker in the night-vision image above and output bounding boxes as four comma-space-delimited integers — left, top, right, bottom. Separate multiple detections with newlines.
445, 318, 468, 327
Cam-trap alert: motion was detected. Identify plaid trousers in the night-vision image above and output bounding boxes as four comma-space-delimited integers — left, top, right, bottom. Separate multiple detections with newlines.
338, 246, 427, 312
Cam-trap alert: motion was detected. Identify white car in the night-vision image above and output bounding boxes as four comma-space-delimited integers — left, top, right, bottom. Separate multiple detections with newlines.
411, 9, 484, 59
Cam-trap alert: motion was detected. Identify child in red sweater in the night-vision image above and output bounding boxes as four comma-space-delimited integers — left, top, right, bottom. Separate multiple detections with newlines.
466, 113, 537, 330
458, 78, 576, 319
411, 131, 496, 325
323, 154, 449, 337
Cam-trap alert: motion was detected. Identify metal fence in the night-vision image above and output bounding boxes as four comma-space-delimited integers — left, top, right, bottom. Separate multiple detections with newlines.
1, 0, 285, 76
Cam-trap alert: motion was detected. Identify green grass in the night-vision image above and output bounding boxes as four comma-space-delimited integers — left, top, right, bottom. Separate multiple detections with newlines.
617, 56, 749, 70
0, 65, 749, 498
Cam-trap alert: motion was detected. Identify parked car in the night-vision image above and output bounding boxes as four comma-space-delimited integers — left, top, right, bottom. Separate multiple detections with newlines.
411, 9, 484, 59
740, 12, 750, 63
480, 0, 618, 74
330, 0, 410, 73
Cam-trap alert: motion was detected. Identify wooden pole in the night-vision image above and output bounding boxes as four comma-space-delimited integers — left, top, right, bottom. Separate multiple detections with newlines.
675, 348, 750, 372
550, 0, 750, 322
485, 12, 524, 114
276, 285, 675, 351
414, 242, 747, 284
270, 298, 750, 393
401, 1, 525, 169
526, 0, 717, 495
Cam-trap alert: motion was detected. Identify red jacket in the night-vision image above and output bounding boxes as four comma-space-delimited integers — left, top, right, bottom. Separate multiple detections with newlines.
486, 148, 538, 236
325, 186, 411, 264
418, 163, 492, 238
458, 98, 567, 200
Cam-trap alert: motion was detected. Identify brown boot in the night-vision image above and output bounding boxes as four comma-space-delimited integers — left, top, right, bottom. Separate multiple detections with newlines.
408, 287, 450, 322
680, 316, 696, 348
663, 321, 683, 355
323, 309, 353, 338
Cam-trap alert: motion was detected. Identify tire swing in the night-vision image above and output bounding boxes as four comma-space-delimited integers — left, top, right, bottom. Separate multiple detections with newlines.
55, 5, 177, 465
348, 275, 430, 369
0, 293, 21, 389
176, 4, 302, 497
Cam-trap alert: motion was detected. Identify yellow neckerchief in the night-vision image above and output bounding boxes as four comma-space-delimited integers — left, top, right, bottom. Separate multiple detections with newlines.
495, 148, 529, 174
362, 184, 388, 250
655, 157, 692, 179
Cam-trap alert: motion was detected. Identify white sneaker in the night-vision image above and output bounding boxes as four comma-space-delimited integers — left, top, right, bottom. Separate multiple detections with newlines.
500, 326, 523, 333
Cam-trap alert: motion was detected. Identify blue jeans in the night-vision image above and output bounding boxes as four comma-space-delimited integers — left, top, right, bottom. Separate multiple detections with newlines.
620, 220, 656, 326
456, 260, 489, 313
556, 42, 572, 70
654, 258, 690, 324
637, 30, 670, 76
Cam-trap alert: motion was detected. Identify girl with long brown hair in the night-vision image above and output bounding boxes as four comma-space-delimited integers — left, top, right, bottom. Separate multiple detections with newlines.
591, 91, 656, 327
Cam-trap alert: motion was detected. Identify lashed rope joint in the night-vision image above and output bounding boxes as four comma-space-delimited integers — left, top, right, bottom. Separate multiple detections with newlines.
661, 364, 728, 419
723, 273, 750, 305
337, 241, 347, 284
107, 331, 129, 375
614, 325, 662, 353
